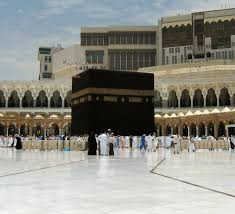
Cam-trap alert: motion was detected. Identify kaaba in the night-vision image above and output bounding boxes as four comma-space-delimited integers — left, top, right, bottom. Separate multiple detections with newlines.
71, 69, 154, 136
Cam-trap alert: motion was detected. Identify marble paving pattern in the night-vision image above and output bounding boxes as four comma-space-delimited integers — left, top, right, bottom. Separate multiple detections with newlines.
0, 148, 234, 214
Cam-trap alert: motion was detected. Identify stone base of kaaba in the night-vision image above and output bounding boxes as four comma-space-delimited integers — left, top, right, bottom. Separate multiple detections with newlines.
71, 69, 154, 136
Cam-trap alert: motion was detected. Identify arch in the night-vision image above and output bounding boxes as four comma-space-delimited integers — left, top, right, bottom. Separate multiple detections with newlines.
190, 123, 196, 137
206, 88, 217, 107
180, 89, 191, 107
50, 91, 62, 108
168, 90, 178, 108
193, 89, 204, 107
154, 90, 162, 107
22, 90, 34, 108
36, 90, 48, 107
188, 54, 192, 60
20, 123, 29, 136
8, 90, 20, 108
8, 124, 17, 136
219, 88, 230, 106
206, 52, 211, 58
198, 123, 205, 137
208, 122, 214, 137
49, 123, 59, 136
64, 90, 72, 108
33, 123, 43, 137
182, 124, 188, 137
63, 123, 71, 136
0, 90, 6, 107
0, 123, 6, 135
218, 121, 225, 137
166, 124, 171, 136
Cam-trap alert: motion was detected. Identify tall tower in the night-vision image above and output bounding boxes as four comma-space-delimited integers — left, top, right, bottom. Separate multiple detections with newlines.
38, 44, 63, 80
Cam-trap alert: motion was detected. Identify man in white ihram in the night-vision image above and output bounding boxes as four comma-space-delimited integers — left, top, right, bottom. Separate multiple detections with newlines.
98, 132, 109, 155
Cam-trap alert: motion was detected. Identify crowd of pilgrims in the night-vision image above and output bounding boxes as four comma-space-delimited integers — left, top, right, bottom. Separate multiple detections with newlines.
0, 131, 234, 154
88, 130, 235, 155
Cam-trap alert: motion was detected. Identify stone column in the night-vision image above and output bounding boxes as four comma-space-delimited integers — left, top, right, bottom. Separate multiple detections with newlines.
188, 126, 190, 137
214, 123, 218, 140
5, 96, 9, 108
196, 126, 199, 137
205, 126, 208, 136
171, 127, 173, 135
19, 97, 23, 108
48, 96, 51, 108
62, 97, 65, 108
178, 98, 181, 108
44, 129, 47, 137
190, 95, 193, 107
6, 127, 8, 136
29, 127, 32, 136
216, 95, 220, 107
33, 98, 37, 107
203, 96, 206, 107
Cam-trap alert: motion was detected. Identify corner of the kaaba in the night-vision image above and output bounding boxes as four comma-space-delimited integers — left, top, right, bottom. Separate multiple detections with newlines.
71, 68, 155, 136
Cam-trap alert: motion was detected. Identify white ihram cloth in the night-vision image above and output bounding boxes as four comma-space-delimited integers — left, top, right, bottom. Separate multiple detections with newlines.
146, 135, 153, 150
98, 133, 109, 155
133, 136, 138, 149
8, 137, 13, 147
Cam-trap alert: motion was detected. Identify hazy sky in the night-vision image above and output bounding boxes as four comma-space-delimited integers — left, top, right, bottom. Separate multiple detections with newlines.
0, 0, 234, 80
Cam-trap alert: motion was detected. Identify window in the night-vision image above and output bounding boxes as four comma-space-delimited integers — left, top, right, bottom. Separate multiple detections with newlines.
225, 51, 227, 59
172, 48, 174, 53
222, 52, 225, 59
172, 56, 174, 64
212, 53, 214, 59
49, 56, 51, 63
181, 55, 183, 63
166, 56, 169, 64
45, 56, 48, 62
44, 64, 48, 72
175, 56, 177, 64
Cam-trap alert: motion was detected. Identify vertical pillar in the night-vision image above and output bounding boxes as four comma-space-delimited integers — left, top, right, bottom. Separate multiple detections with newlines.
48, 96, 51, 108
33, 98, 37, 107
62, 97, 65, 108
29, 127, 32, 136
5, 96, 9, 108
171, 127, 173, 135
190, 96, 193, 107
178, 98, 180, 108
6, 127, 8, 136
162, 125, 166, 136
188, 126, 190, 137
217, 96, 220, 107
19, 97, 23, 108
214, 123, 218, 140
205, 126, 208, 136
196, 126, 199, 137
44, 129, 47, 137
203, 97, 206, 107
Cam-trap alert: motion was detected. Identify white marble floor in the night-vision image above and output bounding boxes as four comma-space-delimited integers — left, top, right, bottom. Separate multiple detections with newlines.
0, 148, 234, 214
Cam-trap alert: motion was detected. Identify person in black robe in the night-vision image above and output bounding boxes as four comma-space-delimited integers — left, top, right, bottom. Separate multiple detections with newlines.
109, 133, 115, 156
230, 136, 235, 150
15, 135, 22, 150
88, 131, 97, 155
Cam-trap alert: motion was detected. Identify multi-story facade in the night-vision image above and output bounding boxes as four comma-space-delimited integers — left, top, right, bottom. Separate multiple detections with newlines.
38, 45, 63, 80
80, 26, 157, 71
158, 8, 235, 65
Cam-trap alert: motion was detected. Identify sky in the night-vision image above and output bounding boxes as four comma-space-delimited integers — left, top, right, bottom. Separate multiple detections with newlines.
0, 0, 235, 80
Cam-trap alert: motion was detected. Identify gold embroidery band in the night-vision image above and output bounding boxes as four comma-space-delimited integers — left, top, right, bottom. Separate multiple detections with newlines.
71, 87, 154, 100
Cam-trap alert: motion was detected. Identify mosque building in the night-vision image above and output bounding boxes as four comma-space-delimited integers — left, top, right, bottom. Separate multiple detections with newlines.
1, 8, 235, 137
